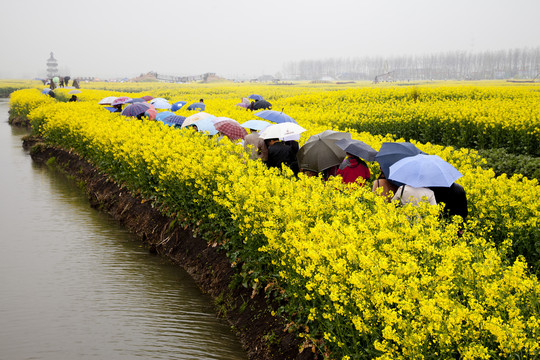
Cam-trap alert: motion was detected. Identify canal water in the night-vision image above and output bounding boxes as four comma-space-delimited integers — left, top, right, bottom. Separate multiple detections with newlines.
0, 99, 247, 360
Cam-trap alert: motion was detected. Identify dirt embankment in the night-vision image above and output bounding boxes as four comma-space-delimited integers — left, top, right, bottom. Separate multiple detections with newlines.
20, 135, 317, 360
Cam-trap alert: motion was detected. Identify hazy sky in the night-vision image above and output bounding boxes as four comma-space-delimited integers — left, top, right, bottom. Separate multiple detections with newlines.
1, 0, 539, 79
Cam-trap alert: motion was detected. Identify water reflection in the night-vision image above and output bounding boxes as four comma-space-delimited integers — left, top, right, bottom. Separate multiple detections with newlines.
0, 99, 247, 360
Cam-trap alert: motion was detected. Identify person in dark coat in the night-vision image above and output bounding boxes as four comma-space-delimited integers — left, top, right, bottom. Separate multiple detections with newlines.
265, 138, 295, 172
429, 183, 468, 220
69, 95, 78, 102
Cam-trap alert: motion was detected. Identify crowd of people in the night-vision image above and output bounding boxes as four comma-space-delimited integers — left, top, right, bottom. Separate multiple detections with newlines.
95, 93, 468, 225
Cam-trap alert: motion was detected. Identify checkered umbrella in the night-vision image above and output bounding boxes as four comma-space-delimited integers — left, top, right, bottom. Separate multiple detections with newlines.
215, 120, 248, 141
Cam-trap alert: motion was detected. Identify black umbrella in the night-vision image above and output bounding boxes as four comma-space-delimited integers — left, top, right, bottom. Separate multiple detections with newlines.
252, 100, 272, 110
375, 142, 426, 177
335, 139, 378, 161
297, 130, 351, 172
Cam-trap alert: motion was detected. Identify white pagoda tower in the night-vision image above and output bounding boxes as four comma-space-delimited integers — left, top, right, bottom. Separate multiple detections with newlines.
46, 52, 58, 78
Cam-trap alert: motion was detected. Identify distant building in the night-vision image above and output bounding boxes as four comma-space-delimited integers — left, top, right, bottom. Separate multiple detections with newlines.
46, 52, 58, 78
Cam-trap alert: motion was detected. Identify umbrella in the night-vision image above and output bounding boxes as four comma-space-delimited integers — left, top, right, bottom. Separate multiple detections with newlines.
187, 102, 205, 111
127, 98, 146, 103
104, 106, 119, 112
68, 89, 81, 95
214, 120, 248, 141
145, 108, 157, 121
255, 110, 297, 124
160, 115, 186, 126
236, 98, 251, 109
111, 96, 133, 106
211, 117, 239, 125
335, 138, 378, 162
375, 142, 426, 178
99, 96, 118, 105
388, 154, 463, 188
141, 95, 154, 101
181, 112, 213, 128
193, 117, 219, 135
248, 94, 264, 101
252, 100, 272, 110
150, 97, 168, 104
171, 101, 187, 112
152, 99, 172, 109
41, 88, 52, 94
296, 131, 352, 173
156, 111, 175, 121
259, 122, 306, 140
121, 102, 151, 117
241, 119, 272, 131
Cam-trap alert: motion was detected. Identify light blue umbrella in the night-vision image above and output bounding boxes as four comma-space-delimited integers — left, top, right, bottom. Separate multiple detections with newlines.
156, 111, 175, 121
388, 154, 463, 188
248, 94, 264, 101
170, 101, 187, 112
192, 116, 218, 135
152, 99, 171, 109
104, 106, 119, 112
187, 102, 205, 111
240, 119, 272, 131
42, 88, 52, 94
254, 110, 297, 124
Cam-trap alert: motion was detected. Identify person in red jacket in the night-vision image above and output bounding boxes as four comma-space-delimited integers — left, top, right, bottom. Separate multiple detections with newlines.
336, 153, 371, 185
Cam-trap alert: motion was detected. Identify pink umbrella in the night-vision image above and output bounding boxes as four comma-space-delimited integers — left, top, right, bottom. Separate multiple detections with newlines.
111, 96, 132, 106
141, 95, 153, 101
215, 120, 248, 141
236, 97, 251, 109
145, 108, 157, 121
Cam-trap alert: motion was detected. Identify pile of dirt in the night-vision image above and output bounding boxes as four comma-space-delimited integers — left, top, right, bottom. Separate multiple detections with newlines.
22, 136, 318, 360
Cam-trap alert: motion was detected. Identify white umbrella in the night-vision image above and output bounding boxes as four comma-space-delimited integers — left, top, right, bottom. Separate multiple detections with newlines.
68, 89, 81, 95
259, 123, 306, 140
181, 112, 214, 128
98, 96, 118, 105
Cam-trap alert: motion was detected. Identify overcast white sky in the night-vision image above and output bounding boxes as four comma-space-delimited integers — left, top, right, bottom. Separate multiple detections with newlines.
1, 0, 538, 79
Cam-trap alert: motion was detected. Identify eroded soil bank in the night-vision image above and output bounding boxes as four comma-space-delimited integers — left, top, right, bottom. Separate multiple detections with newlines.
20, 135, 318, 360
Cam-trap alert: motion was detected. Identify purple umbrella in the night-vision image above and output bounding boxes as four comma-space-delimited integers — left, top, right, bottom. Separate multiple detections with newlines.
121, 102, 152, 117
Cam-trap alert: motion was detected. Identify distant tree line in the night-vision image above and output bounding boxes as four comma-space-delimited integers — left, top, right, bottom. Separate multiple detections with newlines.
282, 47, 540, 81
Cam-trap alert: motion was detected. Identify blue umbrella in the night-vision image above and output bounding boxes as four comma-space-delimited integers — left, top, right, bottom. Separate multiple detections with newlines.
127, 98, 146, 103
160, 115, 186, 126
375, 142, 426, 178
104, 106, 120, 112
388, 154, 463, 188
171, 101, 187, 112
42, 88, 52, 94
187, 102, 205, 111
240, 119, 272, 131
248, 94, 264, 101
156, 111, 175, 121
193, 117, 218, 135
254, 110, 297, 124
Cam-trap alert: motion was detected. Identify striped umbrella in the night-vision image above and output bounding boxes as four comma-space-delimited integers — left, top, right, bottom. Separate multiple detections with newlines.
161, 115, 186, 127
121, 102, 151, 117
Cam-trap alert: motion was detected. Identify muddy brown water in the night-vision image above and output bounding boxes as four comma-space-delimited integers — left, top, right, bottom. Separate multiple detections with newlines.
0, 99, 247, 360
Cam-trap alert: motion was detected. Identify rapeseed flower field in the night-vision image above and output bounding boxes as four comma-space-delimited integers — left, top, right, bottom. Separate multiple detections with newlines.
8, 83, 540, 359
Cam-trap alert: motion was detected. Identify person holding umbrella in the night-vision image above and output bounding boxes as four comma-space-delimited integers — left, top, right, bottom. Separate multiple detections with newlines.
335, 139, 377, 186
